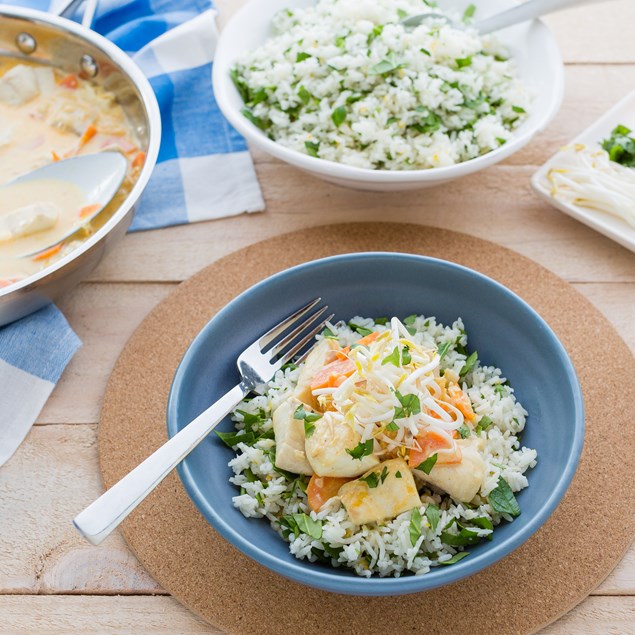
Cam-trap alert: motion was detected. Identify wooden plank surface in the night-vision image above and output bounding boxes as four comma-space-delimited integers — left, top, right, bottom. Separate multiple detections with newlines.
1, 0, 634, 632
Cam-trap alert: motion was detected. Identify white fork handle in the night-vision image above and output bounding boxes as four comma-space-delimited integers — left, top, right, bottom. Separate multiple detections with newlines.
476, 0, 611, 34
73, 383, 247, 545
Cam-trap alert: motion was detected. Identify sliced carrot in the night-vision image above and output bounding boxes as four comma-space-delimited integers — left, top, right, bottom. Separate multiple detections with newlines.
356, 331, 380, 346
51, 151, 60, 162
79, 203, 101, 218
60, 74, 79, 89
32, 243, 63, 262
307, 475, 351, 512
448, 384, 476, 421
131, 150, 146, 169
335, 346, 350, 361
409, 428, 461, 468
79, 125, 97, 147
310, 358, 356, 390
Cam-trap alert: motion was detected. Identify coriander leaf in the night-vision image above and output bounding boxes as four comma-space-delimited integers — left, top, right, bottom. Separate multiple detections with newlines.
383, 345, 411, 367
346, 439, 374, 460
215, 429, 256, 448
230, 68, 250, 102
425, 503, 440, 532
437, 341, 452, 360
360, 472, 379, 488
367, 24, 384, 44
403, 315, 417, 325
512, 105, 526, 113
346, 93, 364, 104
475, 415, 493, 434
463, 3, 476, 21
397, 8, 408, 19
439, 551, 470, 565
335, 35, 346, 48
496, 137, 507, 146
394, 391, 421, 419
293, 405, 307, 420
488, 476, 521, 517
602, 124, 635, 167
456, 56, 472, 68
293, 513, 323, 539
402, 345, 412, 365
304, 420, 316, 437
494, 384, 507, 397
420, 47, 431, 56
409, 507, 423, 546
323, 543, 344, 559
469, 516, 494, 540
457, 424, 471, 439
380, 465, 389, 484
348, 321, 373, 337
459, 351, 478, 377
416, 453, 438, 474
385, 421, 399, 432
369, 52, 406, 75
298, 85, 311, 104
395, 470, 402, 478
440, 523, 481, 546
241, 108, 270, 131
332, 105, 347, 127
296, 52, 312, 62
374, 317, 389, 325
322, 327, 337, 339
305, 141, 320, 157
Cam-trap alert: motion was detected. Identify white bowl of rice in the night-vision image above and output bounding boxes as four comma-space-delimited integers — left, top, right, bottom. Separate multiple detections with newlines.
213, 0, 563, 191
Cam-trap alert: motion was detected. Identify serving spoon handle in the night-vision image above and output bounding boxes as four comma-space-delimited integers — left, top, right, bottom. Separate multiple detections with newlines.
475, 0, 612, 35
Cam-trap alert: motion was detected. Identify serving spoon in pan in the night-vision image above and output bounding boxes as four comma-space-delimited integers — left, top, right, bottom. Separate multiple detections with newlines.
402, 0, 610, 35
0, 152, 128, 258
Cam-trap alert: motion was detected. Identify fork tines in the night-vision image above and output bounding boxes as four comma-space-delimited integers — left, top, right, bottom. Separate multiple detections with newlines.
263, 298, 334, 367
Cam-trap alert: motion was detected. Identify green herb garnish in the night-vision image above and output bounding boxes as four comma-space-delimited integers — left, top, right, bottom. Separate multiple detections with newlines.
321, 326, 337, 339
394, 390, 421, 419
332, 105, 347, 127
475, 415, 493, 434
488, 476, 521, 517
215, 429, 256, 448
304, 141, 320, 157
346, 439, 374, 460
416, 453, 438, 474
437, 341, 452, 360
425, 503, 440, 532
382, 345, 411, 367
459, 351, 478, 377
360, 471, 379, 488
602, 124, 635, 167
409, 507, 423, 546
296, 52, 312, 62
241, 108, 270, 131
463, 3, 476, 21
280, 513, 323, 539
457, 424, 471, 439
511, 105, 526, 113
456, 56, 472, 68
439, 551, 470, 565
395, 470, 402, 479
348, 321, 373, 337
369, 52, 406, 75
385, 421, 399, 432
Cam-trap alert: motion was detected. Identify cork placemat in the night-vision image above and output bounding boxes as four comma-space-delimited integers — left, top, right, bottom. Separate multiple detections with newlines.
99, 223, 635, 635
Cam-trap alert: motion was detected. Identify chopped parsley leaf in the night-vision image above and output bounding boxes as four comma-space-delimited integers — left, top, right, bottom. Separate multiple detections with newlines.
416, 453, 438, 474
459, 351, 478, 377
409, 507, 423, 546
346, 439, 374, 460
488, 476, 521, 517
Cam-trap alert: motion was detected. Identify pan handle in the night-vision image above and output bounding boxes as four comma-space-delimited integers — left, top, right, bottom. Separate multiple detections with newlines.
54, 0, 98, 29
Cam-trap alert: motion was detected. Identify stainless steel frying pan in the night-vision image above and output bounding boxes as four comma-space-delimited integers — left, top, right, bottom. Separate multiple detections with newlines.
0, 1, 161, 325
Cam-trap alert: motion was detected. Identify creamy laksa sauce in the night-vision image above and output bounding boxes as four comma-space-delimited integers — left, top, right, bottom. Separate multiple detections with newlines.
0, 60, 144, 288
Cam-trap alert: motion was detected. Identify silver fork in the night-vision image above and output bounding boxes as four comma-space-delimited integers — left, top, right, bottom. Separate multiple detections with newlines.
73, 298, 332, 545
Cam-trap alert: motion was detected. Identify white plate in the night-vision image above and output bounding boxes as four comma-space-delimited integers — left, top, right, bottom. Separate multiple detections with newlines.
531, 89, 635, 253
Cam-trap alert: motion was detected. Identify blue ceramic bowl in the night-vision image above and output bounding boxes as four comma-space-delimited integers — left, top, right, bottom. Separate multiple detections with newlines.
166, 253, 584, 596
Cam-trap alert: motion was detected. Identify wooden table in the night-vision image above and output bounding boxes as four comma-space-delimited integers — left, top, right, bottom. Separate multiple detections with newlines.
1, 1, 634, 632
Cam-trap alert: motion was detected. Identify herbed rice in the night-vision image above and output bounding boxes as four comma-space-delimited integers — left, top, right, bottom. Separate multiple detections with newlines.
223, 315, 537, 578
231, 0, 531, 170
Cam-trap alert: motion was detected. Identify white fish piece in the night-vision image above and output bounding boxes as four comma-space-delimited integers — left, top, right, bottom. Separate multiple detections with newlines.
294, 337, 340, 409
272, 396, 314, 475
0, 202, 59, 243
0, 65, 40, 106
305, 410, 379, 477
339, 458, 420, 525
416, 436, 486, 503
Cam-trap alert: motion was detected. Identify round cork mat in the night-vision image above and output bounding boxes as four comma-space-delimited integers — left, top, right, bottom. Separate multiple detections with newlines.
99, 223, 634, 635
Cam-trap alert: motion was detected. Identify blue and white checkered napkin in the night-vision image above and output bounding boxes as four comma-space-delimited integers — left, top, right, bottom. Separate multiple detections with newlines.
0, 0, 264, 466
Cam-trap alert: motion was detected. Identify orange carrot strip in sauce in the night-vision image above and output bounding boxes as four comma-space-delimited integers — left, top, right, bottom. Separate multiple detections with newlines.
60, 74, 79, 89
79, 125, 97, 147
32, 243, 63, 262
79, 203, 101, 218
131, 151, 146, 168
51, 151, 61, 162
